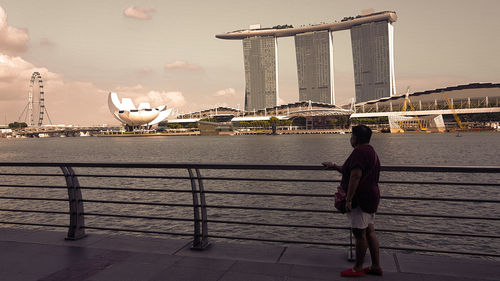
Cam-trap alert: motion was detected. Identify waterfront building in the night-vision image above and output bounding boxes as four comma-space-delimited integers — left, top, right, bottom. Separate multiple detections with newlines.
243, 36, 279, 111
350, 82, 500, 132
216, 11, 397, 109
295, 31, 334, 104
351, 21, 396, 102
108, 92, 172, 130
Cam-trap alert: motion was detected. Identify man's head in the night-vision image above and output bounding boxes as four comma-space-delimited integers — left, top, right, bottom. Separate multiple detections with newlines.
351, 125, 372, 147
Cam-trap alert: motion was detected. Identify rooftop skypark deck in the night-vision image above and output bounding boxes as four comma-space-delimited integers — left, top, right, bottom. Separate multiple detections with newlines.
215, 11, 397, 39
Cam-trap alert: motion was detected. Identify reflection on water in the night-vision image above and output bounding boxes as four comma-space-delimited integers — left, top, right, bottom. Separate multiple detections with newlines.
0, 133, 499, 258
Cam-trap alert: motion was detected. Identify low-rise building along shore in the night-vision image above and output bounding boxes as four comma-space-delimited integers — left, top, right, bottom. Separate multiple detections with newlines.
169, 83, 500, 133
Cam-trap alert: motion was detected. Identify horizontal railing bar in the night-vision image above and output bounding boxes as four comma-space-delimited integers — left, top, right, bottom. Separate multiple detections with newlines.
206, 220, 499, 239
0, 196, 67, 202
82, 226, 192, 237
204, 178, 499, 186
204, 190, 333, 197
0, 173, 63, 177
382, 196, 500, 203
0, 185, 498, 204
201, 177, 338, 183
0, 221, 68, 228
376, 212, 499, 221
1, 208, 495, 239
0, 184, 67, 189
4, 171, 497, 187
206, 205, 499, 220
1, 162, 499, 173
81, 199, 193, 208
380, 245, 500, 258
208, 234, 350, 247
1, 197, 496, 221
381, 165, 500, 173
76, 174, 341, 183
379, 180, 500, 187
53, 173, 500, 186
84, 212, 193, 222
205, 205, 334, 213
80, 186, 192, 193
76, 174, 192, 180
207, 219, 349, 230
376, 228, 500, 239
76, 174, 337, 183
2, 184, 496, 203
0, 208, 68, 215
204, 191, 500, 203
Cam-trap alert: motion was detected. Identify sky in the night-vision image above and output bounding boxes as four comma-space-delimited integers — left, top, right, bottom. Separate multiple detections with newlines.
0, 0, 499, 126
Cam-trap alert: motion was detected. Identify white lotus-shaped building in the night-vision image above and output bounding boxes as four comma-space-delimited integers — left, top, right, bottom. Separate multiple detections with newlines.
108, 92, 172, 128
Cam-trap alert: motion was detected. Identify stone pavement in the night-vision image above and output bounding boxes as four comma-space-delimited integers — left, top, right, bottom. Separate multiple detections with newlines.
0, 228, 498, 281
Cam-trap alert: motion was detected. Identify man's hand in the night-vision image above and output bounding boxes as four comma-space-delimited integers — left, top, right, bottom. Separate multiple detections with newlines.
322, 162, 341, 172
322, 162, 334, 169
345, 201, 352, 212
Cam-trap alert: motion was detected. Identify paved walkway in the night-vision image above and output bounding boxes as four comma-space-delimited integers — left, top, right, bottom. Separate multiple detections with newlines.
0, 228, 498, 281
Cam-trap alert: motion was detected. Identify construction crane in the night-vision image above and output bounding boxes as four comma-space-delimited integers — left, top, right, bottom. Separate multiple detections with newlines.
400, 87, 426, 131
442, 91, 466, 130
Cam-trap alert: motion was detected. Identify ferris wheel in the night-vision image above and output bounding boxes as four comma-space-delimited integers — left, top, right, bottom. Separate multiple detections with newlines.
18, 72, 52, 127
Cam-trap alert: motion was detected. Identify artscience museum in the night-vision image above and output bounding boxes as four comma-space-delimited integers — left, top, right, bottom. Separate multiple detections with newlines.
108, 92, 172, 130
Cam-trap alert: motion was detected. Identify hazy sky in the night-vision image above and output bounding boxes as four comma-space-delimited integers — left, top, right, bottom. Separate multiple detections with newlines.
1, 0, 499, 125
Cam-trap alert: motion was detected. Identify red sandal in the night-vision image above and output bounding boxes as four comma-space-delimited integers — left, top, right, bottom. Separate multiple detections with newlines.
341, 268, 366, 277
363, 267, 383, 276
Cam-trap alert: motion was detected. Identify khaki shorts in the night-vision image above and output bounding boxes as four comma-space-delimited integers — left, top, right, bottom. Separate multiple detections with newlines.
346, 206, 375, 229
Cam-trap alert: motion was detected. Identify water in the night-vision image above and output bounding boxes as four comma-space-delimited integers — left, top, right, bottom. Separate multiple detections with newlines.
0, 132, 499, 258
1, 132, 499, 165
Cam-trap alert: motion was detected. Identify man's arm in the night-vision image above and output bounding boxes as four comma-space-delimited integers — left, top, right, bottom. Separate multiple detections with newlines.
322, 162, 342, 173
345, 167, 362, 212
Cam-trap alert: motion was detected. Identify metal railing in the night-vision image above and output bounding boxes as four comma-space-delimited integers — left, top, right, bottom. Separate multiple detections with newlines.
0, 162, 498, 258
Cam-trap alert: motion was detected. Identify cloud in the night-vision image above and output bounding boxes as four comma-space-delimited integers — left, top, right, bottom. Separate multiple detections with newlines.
0, 5, 29, 55
39, 37, 53, 46
164, 60, 201, 71
114, 84, 145, 93
0, 53, 116, 126
112, 84, 186, 108
214, 88, 236, 97
138, 67, 152, 74
135, 91, 186, 108
123, 6, 155, 20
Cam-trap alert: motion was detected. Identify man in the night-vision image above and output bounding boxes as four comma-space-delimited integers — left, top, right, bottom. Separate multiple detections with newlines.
322, 125, 383, 277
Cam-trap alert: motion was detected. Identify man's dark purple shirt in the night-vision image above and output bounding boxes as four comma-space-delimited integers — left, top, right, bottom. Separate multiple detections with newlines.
340, 144, 380, 213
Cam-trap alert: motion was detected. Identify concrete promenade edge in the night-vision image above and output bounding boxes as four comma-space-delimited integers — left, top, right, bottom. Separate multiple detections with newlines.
0, 228, 498, 281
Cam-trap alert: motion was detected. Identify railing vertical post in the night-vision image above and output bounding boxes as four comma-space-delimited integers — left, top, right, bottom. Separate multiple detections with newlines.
188, 168, 209, 250
195, 168, 209, 249
348, 228, 355, 261
60, 165, 86, 240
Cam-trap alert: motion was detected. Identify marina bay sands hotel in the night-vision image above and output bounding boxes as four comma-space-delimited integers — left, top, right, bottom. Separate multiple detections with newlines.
216, 11, 397, 111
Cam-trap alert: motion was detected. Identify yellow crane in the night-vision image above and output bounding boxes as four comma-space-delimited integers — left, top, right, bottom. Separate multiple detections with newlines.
400, 87, 426, 131
442, 91, 466, 130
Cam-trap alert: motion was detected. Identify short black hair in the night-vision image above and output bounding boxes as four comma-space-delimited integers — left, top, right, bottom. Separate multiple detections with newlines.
352, 125, 372, 144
